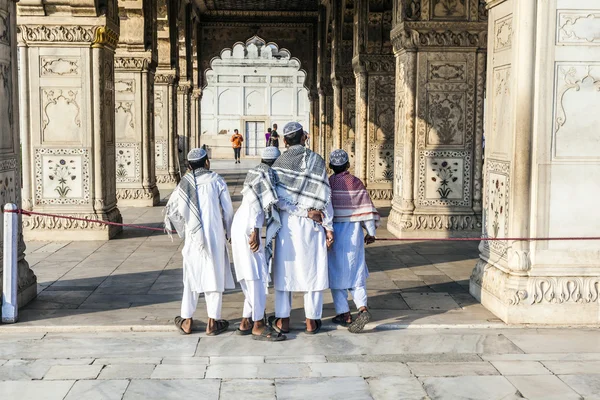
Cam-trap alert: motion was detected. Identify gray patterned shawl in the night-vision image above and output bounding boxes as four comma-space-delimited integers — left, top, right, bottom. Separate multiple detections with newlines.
272, 145, 331, 211
242, 163, 280, 261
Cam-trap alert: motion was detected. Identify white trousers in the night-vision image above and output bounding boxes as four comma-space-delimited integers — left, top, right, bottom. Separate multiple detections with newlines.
181, 284, 223, 320
275, 290, 323, 320
331, 287, 368, 315
240, 279, 266, 321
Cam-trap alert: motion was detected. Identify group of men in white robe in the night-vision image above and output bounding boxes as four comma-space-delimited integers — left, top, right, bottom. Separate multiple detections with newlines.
165, 122, 380, 339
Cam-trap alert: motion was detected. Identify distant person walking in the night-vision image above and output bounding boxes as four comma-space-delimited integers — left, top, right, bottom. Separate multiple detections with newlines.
231, 129, 243, 164
265, 128, 272, 146
268, 124, 280, 148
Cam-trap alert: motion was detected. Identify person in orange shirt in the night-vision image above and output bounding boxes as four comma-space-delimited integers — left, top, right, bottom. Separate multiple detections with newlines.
231, 129, 244, 164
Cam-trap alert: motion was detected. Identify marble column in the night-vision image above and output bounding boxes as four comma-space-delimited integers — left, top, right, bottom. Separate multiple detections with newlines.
176, 6, 192, 172
190, 88, 201, 150
18, 2, 123, 241
0, 0, 36, 310
114, 1, 160, 207
471, 0, 600, 324
387, 0, 487, 237
353, 67, 368, 182
308, 90, 319, 153
154, 0, 180, 190
332, 78, 343, 150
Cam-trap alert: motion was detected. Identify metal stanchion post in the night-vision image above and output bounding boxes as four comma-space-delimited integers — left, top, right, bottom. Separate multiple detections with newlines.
2, 203, 18, 323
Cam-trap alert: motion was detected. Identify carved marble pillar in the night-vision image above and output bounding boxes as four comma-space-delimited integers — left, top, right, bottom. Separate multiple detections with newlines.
308, 90, 319, 153
176, 82, 191, 171
318, 84, 333, 160
353, 66, 368, 183
18, 2, 123, 240
190, 88, 201, 150
1, 0, 36, 310
341, 74, 356, 170
332, 78, 343, 149
387, 0, 487, 237
154, 0, 180, 190
471, 0, 600, 324
114, 1, 159, 207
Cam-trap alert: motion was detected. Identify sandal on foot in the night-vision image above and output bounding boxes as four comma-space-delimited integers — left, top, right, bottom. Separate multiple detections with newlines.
174, 316, 192, 335
268, 315, 290, 334
252, 326, 287, 342
332, 313, 352, 327
207, 319, 229, 336
305, 319, 322, 335
348, 310, 372, 333
236, 319, 253, 336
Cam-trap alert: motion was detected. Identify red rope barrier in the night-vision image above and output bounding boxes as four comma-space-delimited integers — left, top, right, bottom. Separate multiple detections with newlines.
5, 208, 600, 242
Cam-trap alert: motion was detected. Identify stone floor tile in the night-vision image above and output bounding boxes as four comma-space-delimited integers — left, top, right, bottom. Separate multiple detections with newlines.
309, 362, 361, 377
161, 357, 209, 365
64, 380, 130, 400
408, 361, 498, 377
542, 360, 600, 375
422, 376, 521, 400
219, 379, 276, 399
482, 353, 600, 362
327, 353, 482, 364
0, 358, 92, 381
507, 375, 581, 400
123, 379, 220, 400
367, 376, 428, 400
491, 361, 551, 375
93, 357, 162, 365
44, 364, 103, 380
504, 331, 600, 354
559, 374, 600, 399
402, 292, 461, 311
206, 363, 309, 379
265, 355, 326, 363
357, 362, 411, 378
209, 355, 264, 364
151, 364, 206, 379
275, 377, 372, 400
98, 364, 156, 380
0, 380, 75, 400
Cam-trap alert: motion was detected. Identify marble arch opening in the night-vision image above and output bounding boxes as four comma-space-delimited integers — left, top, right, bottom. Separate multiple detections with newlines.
2, 0, 600, 325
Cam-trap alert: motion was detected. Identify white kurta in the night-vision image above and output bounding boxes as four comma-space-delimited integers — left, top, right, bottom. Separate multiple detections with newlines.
328, 220, 376, 289
174, 173, 235, 293
231, 195, 267, 283
273, 200, 333, 292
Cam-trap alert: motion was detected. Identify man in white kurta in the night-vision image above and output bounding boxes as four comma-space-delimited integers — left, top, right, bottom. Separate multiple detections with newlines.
231, 147, 286, 341
165, 148, 235, 336
269, 122, 334, 335
327, 149, 379, 333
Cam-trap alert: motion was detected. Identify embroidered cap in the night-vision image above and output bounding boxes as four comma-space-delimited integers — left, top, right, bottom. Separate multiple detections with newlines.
262, 146, 281, 160
283, 121, 304, 137
187, 148, 207, 161
329, 149, 349, 166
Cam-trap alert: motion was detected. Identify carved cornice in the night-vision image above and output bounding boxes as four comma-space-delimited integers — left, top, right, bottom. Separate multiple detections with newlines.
352, 54, 395, 74
18, 25, 120, 49
391, 22, 488, 51
200, 10, 318, 20
155, 73, 178, 85
22, 209, 122, 231
389, 211, 481, 231
116, 188, 157, 201
368, 189, 393, 201
156, 174, 181, 184
114, 55, 156, 72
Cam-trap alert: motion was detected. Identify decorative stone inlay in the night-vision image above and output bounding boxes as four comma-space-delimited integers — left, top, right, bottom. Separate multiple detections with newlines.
557, 12, 600, 45
0, 158, 17, 207
483, 159, 510, 257
0, 63, 13, 131
155, 139, 168, 170
40, 57, 80, 77
426, 91, 466, 146
0, 10, 9, 46
115, 101, 135, 137
429, 62, 467, 82
418, 150, 471, 207
41, 89, 82, 142
391, 22, 488, 51
34, 148, 90, 205
115, 143, 141, 183
494, 14, 513, 52
115, 79, 135, 94
369, 144, 394, 183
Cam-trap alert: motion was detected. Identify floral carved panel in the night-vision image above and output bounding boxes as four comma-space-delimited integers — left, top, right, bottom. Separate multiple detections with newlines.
426, 91, 466, 146
0, 11, 8, 47
115, 79, 135, 94
418, 150, 471, 207
155, 139, 168, 170
116, 143, 141, 183
557, 12, 600, 45
494, 14, 513, 52
484, 159, 510, 257
553, 64, 600, 160
0, 158, 18, 208
431, 0, 468, 20
154, 89, 165, 139
490, 65, 512, 157
40, 57, 80, 77
35, 148, 90, 205
429, 62, 467, 82
369, 144, 394, 183
41, 88, 82, 143
0, 62, 13, 151
115, 101, 136, 139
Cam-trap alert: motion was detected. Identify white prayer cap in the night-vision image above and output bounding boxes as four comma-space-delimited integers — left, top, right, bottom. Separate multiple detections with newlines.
262, 146, 281, 160
329, 149, 349, 166
187, 148, 207, 161
283, 121, 304, 137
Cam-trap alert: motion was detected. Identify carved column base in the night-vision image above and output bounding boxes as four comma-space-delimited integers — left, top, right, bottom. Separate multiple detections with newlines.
470, 259, 600, 325
23, 208, 123, 241
116, 187, 160, 207
155, 172, 180, 191
0, 259, 38, 316
387, 206, 481, 239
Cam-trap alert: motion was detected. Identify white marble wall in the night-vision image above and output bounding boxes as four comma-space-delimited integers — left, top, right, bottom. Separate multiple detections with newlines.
199, 39, 309, 159
471, 0, 600, 324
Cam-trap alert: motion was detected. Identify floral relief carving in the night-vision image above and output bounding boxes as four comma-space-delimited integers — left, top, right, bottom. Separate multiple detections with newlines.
491, 66, 511, 148
155, 139, 168, 170
558, 13, 600, 45
484, 159, 510, 256
0, 63, 13, 130
0, 171, 16, 207
35, 148, 90, 205
427, 92, 465, 146
430, 160, 460, 199
115, 101, 135, 138
419, 151, 471, 207
40, 57, 80, 77
0, 11, 10, 45
115, 143, 141, 183
115, 80, 135, 94
42, 89, 82, 142
368, 144, 394, 183
555, 66, 600, 134
432, 0, 467, 19
375, 103, 394, 141
19, 25, 97, 44
494, 15, 513, 52
429, 63, 466, 82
